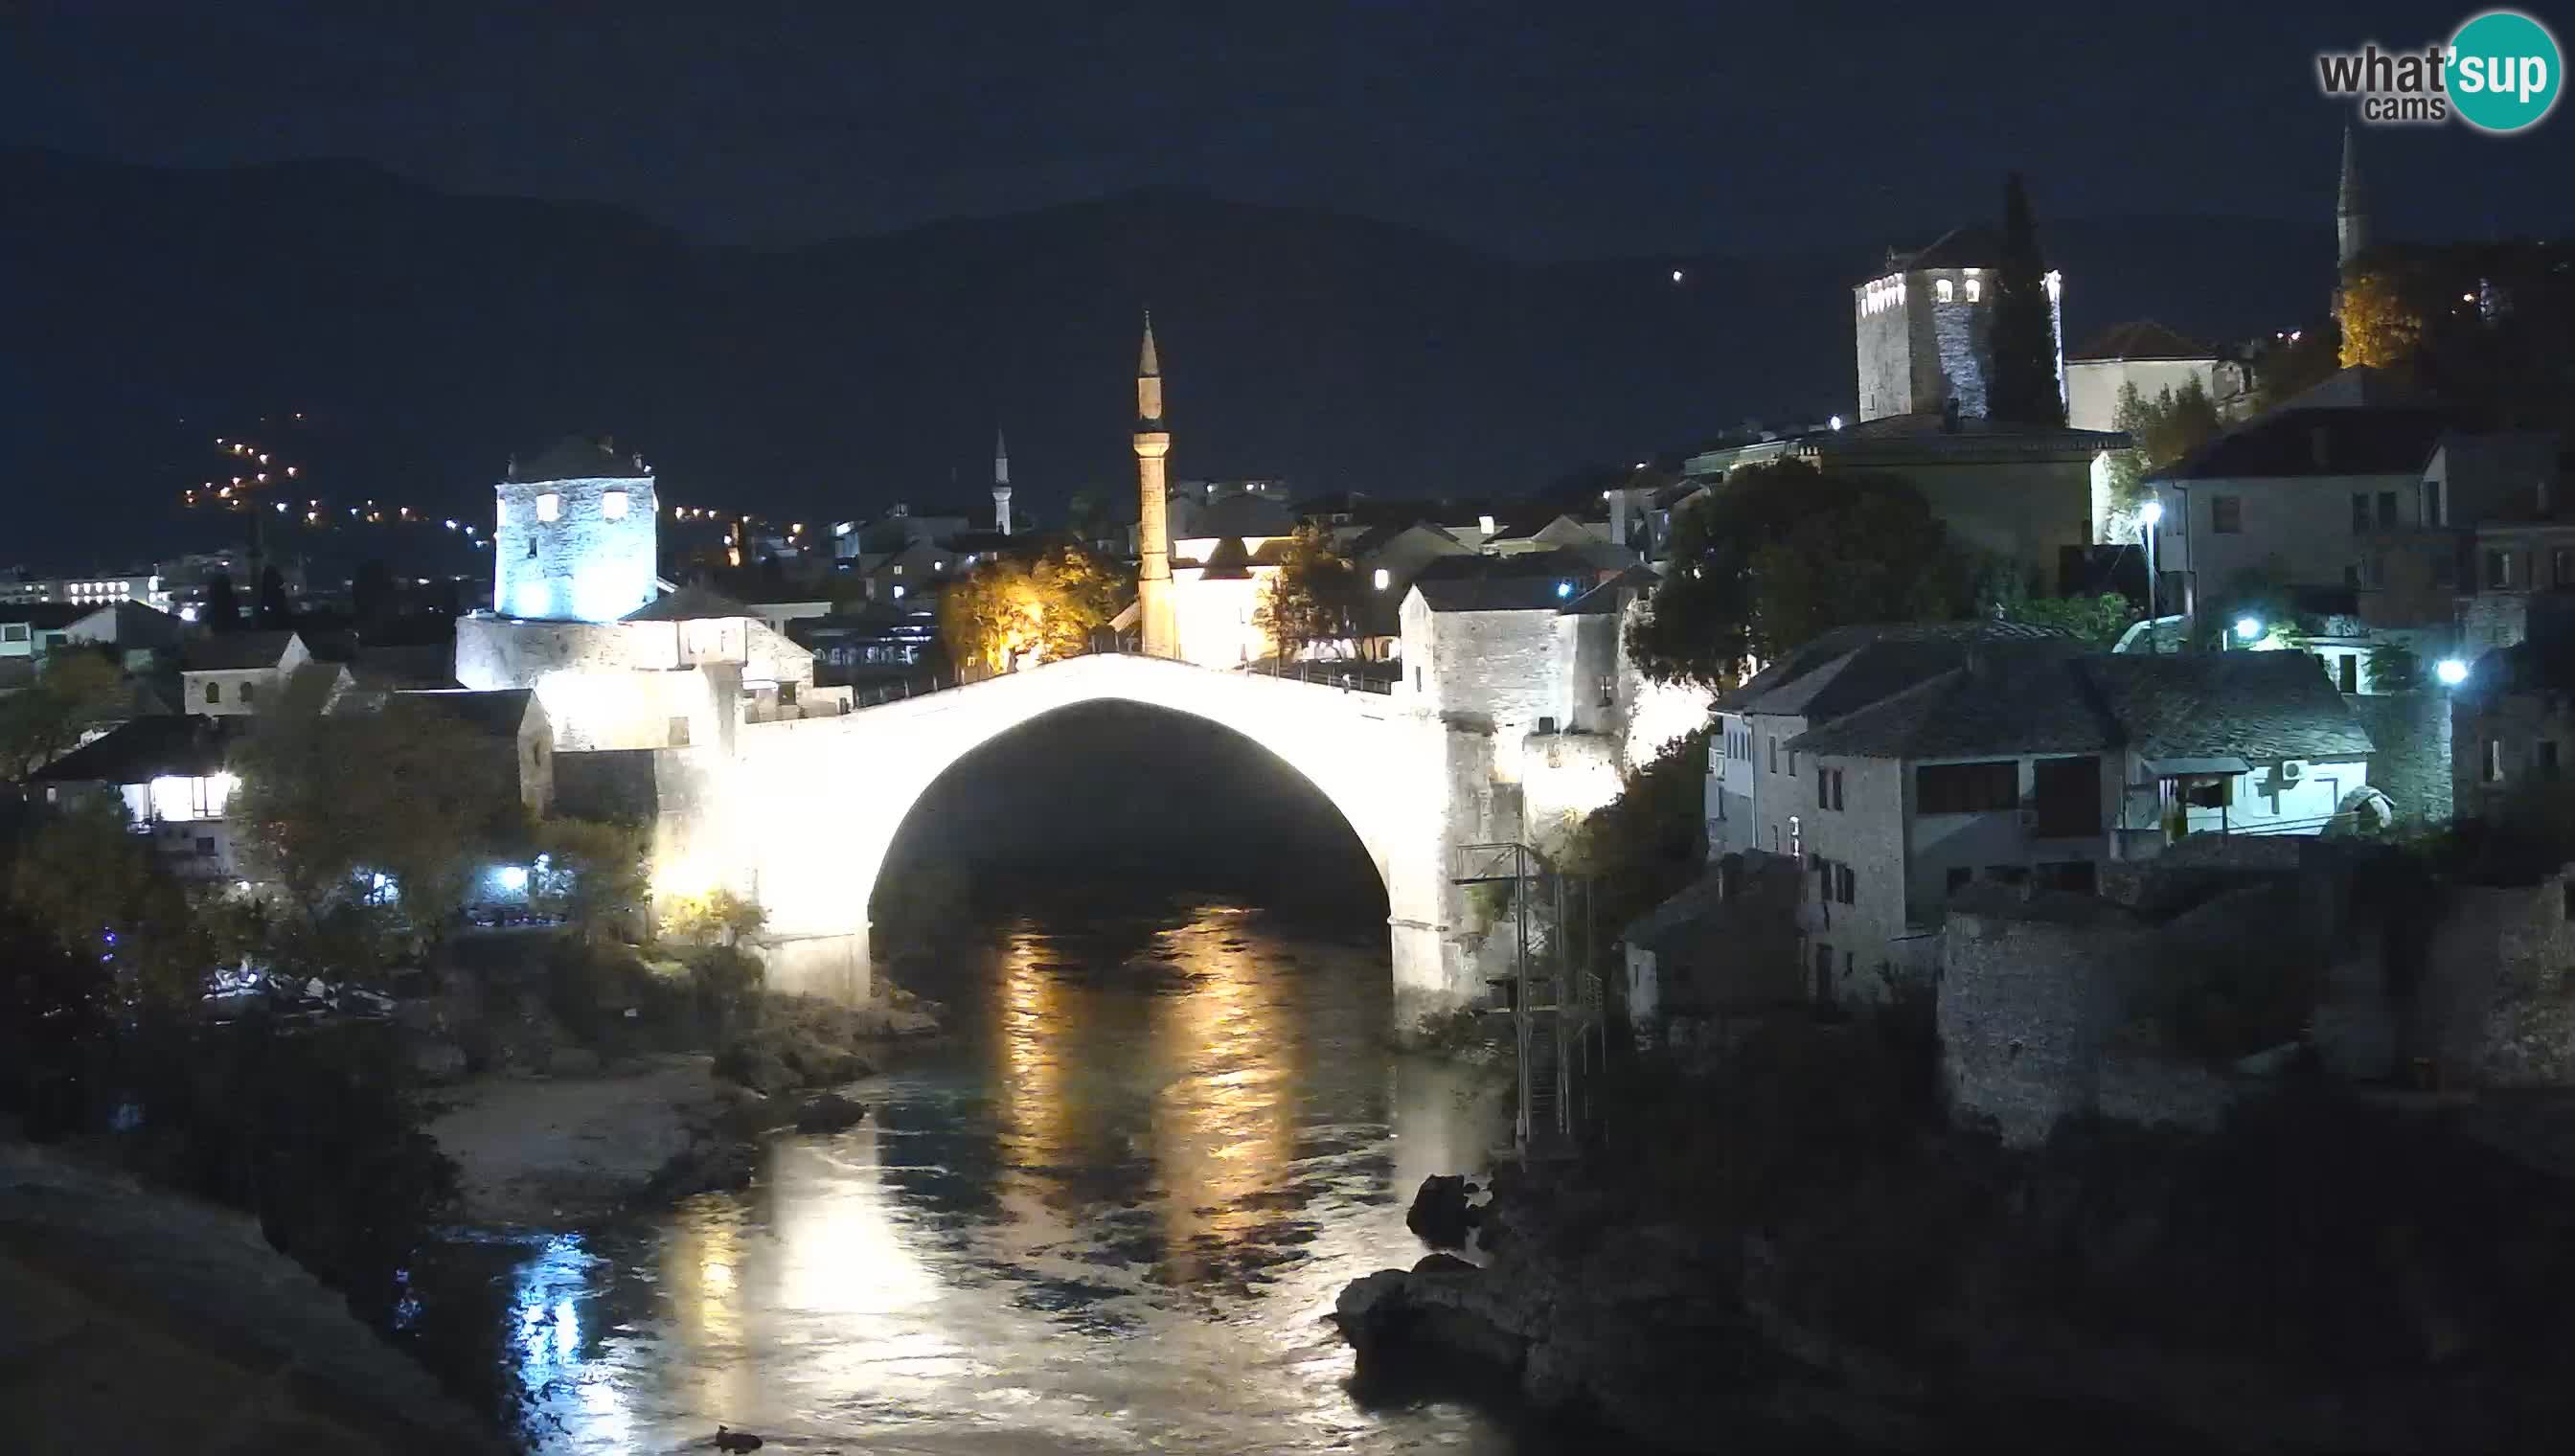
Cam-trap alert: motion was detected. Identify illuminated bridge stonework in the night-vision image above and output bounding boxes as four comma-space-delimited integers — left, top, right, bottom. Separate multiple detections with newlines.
703, 654, 1508, 1029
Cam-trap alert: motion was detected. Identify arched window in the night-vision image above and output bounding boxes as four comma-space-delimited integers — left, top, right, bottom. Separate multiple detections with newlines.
1936, 278, 1955, 303
204, 680, 221, 704
536, 492, 562, 522
1966, 278, 1983, 303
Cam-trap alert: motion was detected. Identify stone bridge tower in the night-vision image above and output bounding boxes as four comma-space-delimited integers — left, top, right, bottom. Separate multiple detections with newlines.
1133, 313, 1178, 658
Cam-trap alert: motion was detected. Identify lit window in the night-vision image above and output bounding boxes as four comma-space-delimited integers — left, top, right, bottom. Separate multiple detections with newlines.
1374, 567, 1391, 591
602, 489, 628, 520
536, 492, 561, 522
1965, 278, 1982, 302
1936, 279, 1955, 303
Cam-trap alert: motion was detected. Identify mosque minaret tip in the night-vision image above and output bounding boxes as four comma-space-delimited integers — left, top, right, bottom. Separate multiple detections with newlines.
992, 427, 1014, 536
1133, 312, 1177, 658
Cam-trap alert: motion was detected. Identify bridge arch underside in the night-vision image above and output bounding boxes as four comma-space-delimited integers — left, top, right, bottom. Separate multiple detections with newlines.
725, 656, 1486, 1029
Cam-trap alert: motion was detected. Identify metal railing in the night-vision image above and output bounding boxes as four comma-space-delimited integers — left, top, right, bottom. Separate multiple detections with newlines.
1235, 658, 1399, 694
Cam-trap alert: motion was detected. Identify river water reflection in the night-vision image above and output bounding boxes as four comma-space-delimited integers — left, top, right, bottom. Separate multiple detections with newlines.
478, 899, 1553, 1453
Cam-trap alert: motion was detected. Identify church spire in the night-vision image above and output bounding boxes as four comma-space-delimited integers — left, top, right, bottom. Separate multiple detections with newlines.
2336, 125, 2369, 269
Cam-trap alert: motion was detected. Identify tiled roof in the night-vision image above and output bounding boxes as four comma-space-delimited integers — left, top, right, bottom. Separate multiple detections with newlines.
2069, 320, 2214, 362
396, 688, 537, 739
1414, 577, 1578, 613
1787, 649, 2374, 762
623, 585, 753, 622
34, 715, 243, 785
2160, 406, 2462, 481
0, 603, 89, 629
1718, 621, 2079, 713
1878, 225, 2003, 277
513, 435, 649, 483
180, 629, 300, 672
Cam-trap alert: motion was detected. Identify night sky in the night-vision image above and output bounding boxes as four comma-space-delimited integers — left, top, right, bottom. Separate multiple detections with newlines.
9, 2, 2572, 257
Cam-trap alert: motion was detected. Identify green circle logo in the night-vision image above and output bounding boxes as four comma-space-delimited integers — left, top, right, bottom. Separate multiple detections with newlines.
2450, 10, 2562, 132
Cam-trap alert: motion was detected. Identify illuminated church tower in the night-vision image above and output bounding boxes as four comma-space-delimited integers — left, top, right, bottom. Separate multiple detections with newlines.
1133, 314, 1178, 658
493, 435, 658, 623
992, 428, 1014, 536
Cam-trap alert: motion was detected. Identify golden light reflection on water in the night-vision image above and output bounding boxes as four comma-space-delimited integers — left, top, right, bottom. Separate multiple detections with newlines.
1145, 917, 1302, 1272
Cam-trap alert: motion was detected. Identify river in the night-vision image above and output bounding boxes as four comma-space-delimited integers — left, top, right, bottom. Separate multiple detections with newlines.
410, 895, 1575, 1454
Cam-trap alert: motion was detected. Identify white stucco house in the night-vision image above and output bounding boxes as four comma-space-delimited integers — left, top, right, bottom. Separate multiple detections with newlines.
34, 715, 252, 881
2063, 320, 2249, 433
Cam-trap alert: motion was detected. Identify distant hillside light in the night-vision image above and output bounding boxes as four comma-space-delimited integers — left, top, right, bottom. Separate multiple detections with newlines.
1830, 415, 1844, 431
2436, 658, 2471, 687
1670, 268, 1684, 284
2234, 616, 2263, 642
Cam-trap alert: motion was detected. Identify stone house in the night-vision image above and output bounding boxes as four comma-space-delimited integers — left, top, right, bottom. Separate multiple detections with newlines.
1785, 648, 2375, 1006
1619, 853, 1805, 1046
390, 688, 555, 815
2143, 404, 2469, 632
1849, 226, 2062, 424
2063, 320, 2252, 434
2452, 626, 2575, 819
179, 630, 311, 715
1684, 413, 2121, 587
1706, 621, 2085, 871
33, 715, 251, 881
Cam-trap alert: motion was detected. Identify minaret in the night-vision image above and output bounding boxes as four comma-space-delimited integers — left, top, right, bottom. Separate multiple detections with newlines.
1133, 312, 1178, 658
991, 428, 1014, 536
2336, 125, 2369, 270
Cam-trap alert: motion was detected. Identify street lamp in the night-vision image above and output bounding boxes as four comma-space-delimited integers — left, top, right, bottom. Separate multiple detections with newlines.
2435, 657, 2470, 687
2235, 616, 2264, 643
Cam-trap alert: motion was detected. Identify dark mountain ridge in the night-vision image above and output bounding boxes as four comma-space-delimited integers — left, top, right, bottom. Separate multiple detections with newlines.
0, 148, 2330, 566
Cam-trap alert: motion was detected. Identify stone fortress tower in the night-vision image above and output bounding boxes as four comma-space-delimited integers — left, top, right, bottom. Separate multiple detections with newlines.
1133, 313, 1178, 658
493, 435, 659, 623
1853, 230, 2062, 423
991, 428, 1014, 536
2336, 125, 2370, 270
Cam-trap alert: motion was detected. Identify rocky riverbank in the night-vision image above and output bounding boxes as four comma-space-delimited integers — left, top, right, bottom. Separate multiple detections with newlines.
1336, 1095, 2575, 1454
0, 1143, 504, 1456
426, 986, 944, 1225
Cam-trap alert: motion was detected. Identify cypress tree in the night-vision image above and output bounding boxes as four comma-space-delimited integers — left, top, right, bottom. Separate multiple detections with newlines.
1987, 171, 2064, 426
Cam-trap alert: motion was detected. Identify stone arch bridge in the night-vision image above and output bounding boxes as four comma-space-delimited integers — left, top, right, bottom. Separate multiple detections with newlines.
677, 654, 1550, 1028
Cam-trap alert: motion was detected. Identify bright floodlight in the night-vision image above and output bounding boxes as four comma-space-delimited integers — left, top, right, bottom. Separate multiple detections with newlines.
2139, 499, 2164, 527
1829, 415, 1844, 431
2235, 617, 2263, 642
1557, 580, 1575, 599
2436, 657, 2470, 687
497, 865, 529, 891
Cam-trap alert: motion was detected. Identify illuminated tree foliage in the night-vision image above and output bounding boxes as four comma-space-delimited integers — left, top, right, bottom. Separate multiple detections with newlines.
1254, 523, 1364, 661
938, 541, 1130, 674
1628, 462, 1962, 689
231, 669, 518, 951
659, 887, 766, 946
7, 798, 223, 1012
0, 649, 125, 785
1986, 171, 2065, 427
532, 817, 650, 944
2103, 376, 2223, 512
2337, 262, 2425, 370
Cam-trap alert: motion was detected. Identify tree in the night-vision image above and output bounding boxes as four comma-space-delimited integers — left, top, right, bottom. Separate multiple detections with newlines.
201, 572, 240, 632
2337, 261, 2425, 370
2103, 377, 2224, 516
2365, 642, 2422, 693
351, 559, 396, 636
1985, 582, 2139, 648
230, 670, 517, 963
659, 887, 765, 947
0, 649, 125, 785
1627, 461, 1962, 688
532, 817, 650, 944
1254, 523, 1364, 661
1986, 171, 2065, 426
256, 564, 290, 628
939, 541, 1130, 674
8, 798, 216, 1012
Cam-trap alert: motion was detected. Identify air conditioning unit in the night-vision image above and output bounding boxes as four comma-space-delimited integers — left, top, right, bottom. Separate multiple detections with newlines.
2280, 760, 2305, 783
